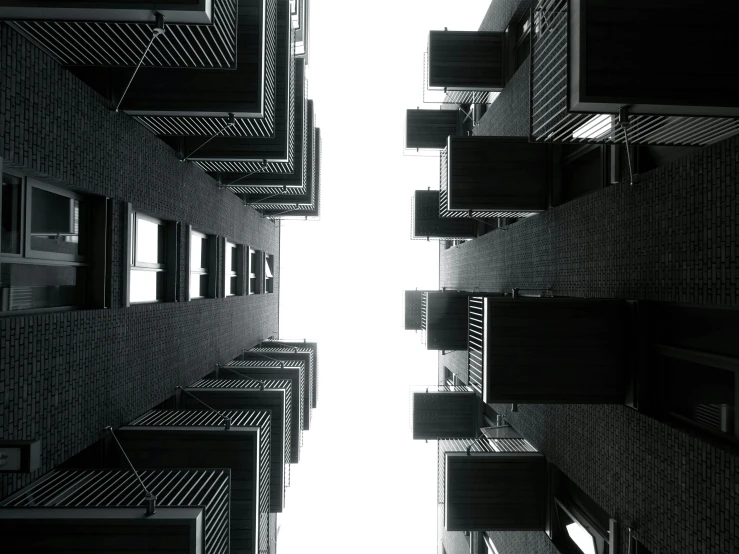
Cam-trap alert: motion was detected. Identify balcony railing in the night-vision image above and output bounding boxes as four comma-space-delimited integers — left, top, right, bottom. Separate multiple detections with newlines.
124, 409, 271, 554
8, 0, 239, 69
467, 296, 484, 396
530, 0, 739, 146
1, 469, 231, 554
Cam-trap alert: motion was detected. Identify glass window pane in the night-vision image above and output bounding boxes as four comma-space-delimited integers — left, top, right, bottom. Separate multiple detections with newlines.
225, 242, 233, 272
190, 232, 205, 271
30, 188, 82, 256
265, 256, 273, 278
1, 262, 82, 311
136, 217, 161, 264
1, 174, 22, 255
130, 269, 159, 303
190, 272, 208, 299
566, 522, 597, 554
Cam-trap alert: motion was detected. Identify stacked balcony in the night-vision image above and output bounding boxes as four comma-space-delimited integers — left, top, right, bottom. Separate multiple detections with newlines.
0, 339, 319, 553
0, 468, 231, 553
241, 345, 316, 429
531, 0, 739, 146
439, 437, 546, 532
183, 379, 291, 513
0, 0, 321, 219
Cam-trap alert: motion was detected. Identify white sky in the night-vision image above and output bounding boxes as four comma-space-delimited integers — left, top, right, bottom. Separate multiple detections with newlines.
277, 2, 491, 553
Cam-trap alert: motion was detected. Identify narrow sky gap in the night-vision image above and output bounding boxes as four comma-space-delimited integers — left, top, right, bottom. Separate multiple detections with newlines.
278, 2, 492, 552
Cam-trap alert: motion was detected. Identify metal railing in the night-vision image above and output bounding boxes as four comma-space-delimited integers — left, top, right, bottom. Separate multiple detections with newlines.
468, 297, 484, 396
12, 0, 238, 69
530, 0, 739, 146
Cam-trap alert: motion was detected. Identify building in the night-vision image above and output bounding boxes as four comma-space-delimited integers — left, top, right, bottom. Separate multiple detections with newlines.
405, 2, 739, 554
0, 2, 319, 552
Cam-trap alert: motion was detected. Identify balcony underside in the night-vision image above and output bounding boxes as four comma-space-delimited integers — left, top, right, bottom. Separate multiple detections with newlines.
9, 0, 239, 68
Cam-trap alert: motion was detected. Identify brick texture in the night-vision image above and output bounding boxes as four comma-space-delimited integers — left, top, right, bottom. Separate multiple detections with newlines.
438, 133, 739, 553
0, 24, 280, 499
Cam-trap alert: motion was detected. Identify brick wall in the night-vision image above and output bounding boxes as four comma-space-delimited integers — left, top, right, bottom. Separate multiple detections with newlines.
439, 133, 739, 554
0, 24, 280, 498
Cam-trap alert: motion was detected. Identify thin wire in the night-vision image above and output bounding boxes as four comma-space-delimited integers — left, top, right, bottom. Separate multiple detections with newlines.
243, 187, 289, 205
264, 204, 301, 219
219, 366, 266, 388
183, 117, 235, 162
243, 349, 296, 364
115, 33, 160, 112
176, 386, 231, 428
105, 426, 152, 497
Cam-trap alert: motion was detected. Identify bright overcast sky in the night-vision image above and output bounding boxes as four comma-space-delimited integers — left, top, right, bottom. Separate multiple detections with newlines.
277, 2, 492, 552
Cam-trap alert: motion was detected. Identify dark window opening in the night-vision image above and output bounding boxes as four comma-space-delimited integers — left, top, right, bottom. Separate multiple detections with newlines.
2, 174, 106, 313
551, 467, 611, 554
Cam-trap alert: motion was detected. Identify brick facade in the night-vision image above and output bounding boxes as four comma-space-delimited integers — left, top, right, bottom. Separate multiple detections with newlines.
0, 24, 280, 498
439, 132, 739, 554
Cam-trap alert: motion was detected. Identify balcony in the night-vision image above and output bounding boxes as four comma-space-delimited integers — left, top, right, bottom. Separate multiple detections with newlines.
0, 468, 231, 553
412, 385, 481, 440
114, 409, 270, 554
3, 0, 240, 69
183, 380, 290, 513
406, 109, 461, 150
222, 360, 305, 463
242, 346, 314, 428
478, 296, 630, 404
439, 437, 546, 532
260, 339, 318, 408
412, 190, 477, 241
531, 0, 739, 145
440, 137, 549, 219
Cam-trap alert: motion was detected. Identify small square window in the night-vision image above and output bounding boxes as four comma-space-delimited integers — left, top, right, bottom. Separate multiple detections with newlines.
224, 240, 244, 296
188, 228, 216, 300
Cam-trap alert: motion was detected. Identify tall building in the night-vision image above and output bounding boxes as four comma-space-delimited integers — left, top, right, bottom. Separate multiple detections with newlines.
405, 2, 739, 554
0, 2, 319, 552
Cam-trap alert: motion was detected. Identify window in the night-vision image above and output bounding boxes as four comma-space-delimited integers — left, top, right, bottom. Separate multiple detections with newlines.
128, 210, 173, 304
224, 240, 244, 296
551, 468, 611, 554
248, 247, 261, 294
188, 227, 216, 300
1, 173, 106, 313
264, 253, 274, 293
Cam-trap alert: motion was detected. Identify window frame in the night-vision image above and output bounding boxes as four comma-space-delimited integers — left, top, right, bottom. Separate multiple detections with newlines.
264, 253, 274, 294
187, 226, 217, 301
248, 246, 262, 295
125, 204, 177, 306
223, 239, 245, 297
2, 170, 108, 314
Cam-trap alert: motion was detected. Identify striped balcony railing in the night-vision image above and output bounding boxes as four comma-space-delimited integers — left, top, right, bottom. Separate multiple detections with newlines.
247, 346, 313, 429
0, 468, 231, 554
6, 0, 239, 69
227, 358, 305, 455
197, 47, 299, 180
184, 380, 289, 518
120, 409, 270, 554
467, 296, 484, 396
530, 0, 739, 146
